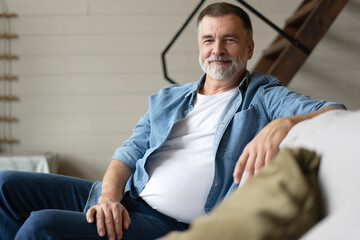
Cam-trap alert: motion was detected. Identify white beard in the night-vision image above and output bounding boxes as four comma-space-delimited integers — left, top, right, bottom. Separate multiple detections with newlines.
199, 54, 247, 80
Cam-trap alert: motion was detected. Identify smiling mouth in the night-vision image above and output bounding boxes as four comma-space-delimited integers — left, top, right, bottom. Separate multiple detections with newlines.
207, 55, 233, 64
210, 60, 231, 65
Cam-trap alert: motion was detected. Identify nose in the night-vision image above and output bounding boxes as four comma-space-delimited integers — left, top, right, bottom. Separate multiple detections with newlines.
212, 40, 225, 56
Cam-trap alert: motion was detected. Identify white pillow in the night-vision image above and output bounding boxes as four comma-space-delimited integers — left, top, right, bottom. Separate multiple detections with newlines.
280, 109, 360, 239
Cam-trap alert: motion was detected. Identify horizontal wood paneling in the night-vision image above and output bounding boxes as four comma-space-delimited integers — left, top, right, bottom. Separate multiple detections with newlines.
88, 0, 206, 15
11, 35, 170, 55
12, 54, 161, 74
12, 113, 143, 135
6, 0, 88, 15
12, 134, 128, 154
11, 15, 188, 35
12, 94, 149, 115
12, 74, 168, 95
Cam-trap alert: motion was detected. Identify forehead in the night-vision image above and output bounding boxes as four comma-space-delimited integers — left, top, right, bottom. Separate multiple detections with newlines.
199, 14, 245, 37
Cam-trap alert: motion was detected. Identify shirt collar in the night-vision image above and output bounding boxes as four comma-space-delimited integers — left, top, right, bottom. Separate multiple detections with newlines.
186, 70, 251, 98
185, 74, 206, 100
240, 71, 251, 89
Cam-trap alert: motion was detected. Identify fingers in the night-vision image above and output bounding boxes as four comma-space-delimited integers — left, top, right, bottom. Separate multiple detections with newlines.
86, 207, 107, 237
87, 202, 130, 240
253, 150, 265, 176
243, 151, 255, 182
233, 151, 248, 184
122, 208, 131, 230
234, 118, 291, 184
94, 207, 106, 237
265, 147, 278, 165
234, 143, 277, 184
112, 204, 123, 239
103, 206, 116, 240
86, 207, 95, 223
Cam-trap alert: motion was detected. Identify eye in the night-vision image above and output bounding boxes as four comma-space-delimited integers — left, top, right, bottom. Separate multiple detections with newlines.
203, 39, 213, 44
225, 38, 235, 43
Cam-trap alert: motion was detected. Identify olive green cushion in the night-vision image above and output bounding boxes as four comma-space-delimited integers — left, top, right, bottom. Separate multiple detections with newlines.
159, 148, 322, 240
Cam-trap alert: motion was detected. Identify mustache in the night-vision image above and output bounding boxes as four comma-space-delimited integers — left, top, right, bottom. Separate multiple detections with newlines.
205, 55, 234, 63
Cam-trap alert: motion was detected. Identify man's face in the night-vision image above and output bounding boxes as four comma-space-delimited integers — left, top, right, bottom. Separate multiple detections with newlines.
198, 14, 254, 81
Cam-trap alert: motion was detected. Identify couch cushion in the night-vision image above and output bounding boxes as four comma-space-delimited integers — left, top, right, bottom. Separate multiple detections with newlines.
280, 109, 360, 239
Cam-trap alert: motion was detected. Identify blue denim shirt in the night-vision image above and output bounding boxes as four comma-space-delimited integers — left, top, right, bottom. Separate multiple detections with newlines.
86, 72, 345, 214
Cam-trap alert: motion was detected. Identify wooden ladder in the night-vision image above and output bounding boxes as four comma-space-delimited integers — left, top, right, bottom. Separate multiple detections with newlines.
251, 0, 349, 86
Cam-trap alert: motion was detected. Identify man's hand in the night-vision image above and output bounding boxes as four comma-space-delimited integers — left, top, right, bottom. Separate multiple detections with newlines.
86, 196, 131, 240
86, 159, 133, 240
233, 107, 341, 184
233, 117, 294, 184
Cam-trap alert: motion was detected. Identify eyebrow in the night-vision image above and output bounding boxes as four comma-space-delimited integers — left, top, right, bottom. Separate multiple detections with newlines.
200, 33, 240, 39
201, 34, 213, 39
223, 33, 239, 39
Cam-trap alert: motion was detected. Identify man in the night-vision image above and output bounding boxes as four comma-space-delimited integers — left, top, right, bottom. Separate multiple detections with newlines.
0, 2, 345, 240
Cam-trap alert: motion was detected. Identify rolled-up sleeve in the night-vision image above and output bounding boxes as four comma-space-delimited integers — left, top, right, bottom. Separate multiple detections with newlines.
112, 110, 151, 171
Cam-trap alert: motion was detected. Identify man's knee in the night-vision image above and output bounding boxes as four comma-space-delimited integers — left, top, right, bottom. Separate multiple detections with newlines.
0, 170, 34, 200
0, 170, 20, 195
0, 170, 17, 182
15, 210, 60, 240
0, 170, 29, 186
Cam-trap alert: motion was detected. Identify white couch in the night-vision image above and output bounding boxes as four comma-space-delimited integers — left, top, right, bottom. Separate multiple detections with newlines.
280, 109, 360, 239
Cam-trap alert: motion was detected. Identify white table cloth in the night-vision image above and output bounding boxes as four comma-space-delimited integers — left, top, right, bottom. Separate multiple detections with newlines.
0, 152, 58, 173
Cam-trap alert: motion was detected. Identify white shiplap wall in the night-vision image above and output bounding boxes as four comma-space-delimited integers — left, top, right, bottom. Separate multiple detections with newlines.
1, 0, 359, 180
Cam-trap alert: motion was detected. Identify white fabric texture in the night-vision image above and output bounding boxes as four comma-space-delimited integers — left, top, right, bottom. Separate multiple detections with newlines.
140, 88, 237, 223
0, 152, 58, 173
280, 109, 360, 240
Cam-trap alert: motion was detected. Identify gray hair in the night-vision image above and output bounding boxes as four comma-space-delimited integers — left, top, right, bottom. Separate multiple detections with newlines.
197, 2, 253, 41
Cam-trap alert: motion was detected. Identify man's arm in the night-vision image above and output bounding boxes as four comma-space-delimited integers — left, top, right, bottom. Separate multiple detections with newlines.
233, 106, 342, 184
86, 159, 132, 240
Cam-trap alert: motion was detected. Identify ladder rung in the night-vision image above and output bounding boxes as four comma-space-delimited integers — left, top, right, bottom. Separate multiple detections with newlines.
0, 95, 18, 101
0, 75, 17, 80
0, 116, 16, 122
0, 33, 18, 39
0, 12, 17, 18
0, 137, 16, 143
0, 55, 18, 60
286, 0, 319, 27
262, 39, 289, 58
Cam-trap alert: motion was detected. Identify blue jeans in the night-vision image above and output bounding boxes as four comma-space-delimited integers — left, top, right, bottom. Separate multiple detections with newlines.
0, 170, 188, 240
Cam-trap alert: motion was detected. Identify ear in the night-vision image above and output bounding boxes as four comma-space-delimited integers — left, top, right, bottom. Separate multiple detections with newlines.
247, 38, 254, 60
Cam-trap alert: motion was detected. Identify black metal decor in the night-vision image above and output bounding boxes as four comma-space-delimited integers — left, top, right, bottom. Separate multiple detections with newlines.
235, 0, 311, 55
161, 0, 311, 84
161, 0, 206, 84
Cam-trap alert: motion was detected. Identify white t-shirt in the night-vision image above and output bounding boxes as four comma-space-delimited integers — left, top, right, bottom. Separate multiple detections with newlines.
139, 87, 237, 223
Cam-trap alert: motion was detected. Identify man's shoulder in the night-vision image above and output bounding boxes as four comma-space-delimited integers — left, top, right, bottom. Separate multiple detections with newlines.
151, 80, 199, 98
248, 72, 282, 88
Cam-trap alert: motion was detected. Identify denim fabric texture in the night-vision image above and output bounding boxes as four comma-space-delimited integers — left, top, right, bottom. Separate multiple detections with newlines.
0, 171, 188, 240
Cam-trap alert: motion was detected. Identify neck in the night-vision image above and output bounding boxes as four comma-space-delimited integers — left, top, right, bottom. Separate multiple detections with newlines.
199, 70, 246, 95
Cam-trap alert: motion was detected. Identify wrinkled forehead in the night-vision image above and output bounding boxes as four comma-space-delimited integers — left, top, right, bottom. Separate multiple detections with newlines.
197, 15, 246, 39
